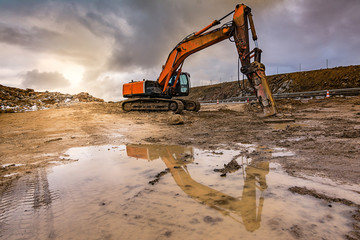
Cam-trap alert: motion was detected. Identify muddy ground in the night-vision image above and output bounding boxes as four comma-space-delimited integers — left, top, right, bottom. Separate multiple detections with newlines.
1, 96, 360, 186
1, 96, 360, 238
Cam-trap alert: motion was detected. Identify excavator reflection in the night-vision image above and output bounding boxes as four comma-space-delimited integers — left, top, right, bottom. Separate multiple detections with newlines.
126, 144, 269, 232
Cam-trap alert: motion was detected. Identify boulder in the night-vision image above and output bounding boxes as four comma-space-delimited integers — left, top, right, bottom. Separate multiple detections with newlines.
168, 114, 184, 125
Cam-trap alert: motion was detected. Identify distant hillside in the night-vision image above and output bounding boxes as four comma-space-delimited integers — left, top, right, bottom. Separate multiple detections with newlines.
187, 65, 360, 100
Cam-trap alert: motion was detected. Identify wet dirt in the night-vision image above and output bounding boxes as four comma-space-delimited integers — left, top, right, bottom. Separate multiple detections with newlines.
1, 96, 360, 239
0, 144, 358, 239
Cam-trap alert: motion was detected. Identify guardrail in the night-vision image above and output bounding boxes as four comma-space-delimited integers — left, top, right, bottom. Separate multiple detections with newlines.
199, 87, 360, 104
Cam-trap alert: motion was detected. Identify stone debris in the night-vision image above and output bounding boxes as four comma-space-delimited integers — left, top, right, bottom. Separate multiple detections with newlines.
168, 114, 184, 125
214, 159, 241, 175
0, 84, 104, 113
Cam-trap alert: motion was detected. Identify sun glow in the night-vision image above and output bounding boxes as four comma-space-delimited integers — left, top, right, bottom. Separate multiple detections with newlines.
37, 57, 85, 87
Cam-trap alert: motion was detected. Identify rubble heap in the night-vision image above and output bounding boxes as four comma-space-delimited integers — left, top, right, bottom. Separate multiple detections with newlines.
0, 84, 104, 113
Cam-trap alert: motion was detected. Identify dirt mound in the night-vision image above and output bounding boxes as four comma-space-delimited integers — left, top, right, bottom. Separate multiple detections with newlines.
269, 65, 360, 93
0, 84, 104, 113
188, 65, 360, 100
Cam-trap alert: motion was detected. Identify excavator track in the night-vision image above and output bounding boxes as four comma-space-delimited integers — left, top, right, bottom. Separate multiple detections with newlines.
121, 98, 185, 114
181, 99, 201, 112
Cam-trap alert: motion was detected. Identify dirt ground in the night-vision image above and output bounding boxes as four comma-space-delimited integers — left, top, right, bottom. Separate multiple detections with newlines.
1, 96, 359, 187
1, 96, 360, 239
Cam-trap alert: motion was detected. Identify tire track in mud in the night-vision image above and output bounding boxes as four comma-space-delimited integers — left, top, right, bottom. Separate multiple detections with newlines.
0, 168, 60, 239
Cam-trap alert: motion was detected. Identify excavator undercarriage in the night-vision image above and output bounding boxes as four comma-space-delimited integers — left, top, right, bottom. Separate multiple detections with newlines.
121, 98, 200, 114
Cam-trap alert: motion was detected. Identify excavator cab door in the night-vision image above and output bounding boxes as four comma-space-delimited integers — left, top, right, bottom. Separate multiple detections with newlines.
174, 72, 190, 96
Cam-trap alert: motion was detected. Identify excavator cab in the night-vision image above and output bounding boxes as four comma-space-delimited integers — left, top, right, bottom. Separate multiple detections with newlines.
169, 72, 190, 96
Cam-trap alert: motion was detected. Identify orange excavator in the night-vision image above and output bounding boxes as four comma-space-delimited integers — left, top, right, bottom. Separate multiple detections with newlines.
122, 4, 277, 116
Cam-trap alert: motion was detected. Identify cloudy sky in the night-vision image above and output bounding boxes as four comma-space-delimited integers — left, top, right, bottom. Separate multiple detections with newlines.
0, 0, 359, 101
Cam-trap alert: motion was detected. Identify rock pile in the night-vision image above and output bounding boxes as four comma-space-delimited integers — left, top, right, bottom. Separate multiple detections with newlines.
73, 92, 104, 102
0, 84, 104, 113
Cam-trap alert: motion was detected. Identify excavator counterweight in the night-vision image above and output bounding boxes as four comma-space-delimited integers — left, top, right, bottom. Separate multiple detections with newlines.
121, 4, 277, 116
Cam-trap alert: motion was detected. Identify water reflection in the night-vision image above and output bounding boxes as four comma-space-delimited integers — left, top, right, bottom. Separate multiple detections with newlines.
126, 144, 269, 232
1, 145, 354, 239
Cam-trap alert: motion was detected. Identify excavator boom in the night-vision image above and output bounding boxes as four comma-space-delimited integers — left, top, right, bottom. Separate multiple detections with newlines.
158, 26, 231, 90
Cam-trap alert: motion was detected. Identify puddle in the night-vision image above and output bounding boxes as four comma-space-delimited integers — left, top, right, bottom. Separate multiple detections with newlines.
0, 144, 357, 239
271, 147, 296, 157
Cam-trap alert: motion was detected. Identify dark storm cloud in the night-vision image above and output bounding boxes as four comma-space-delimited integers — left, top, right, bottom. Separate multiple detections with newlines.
257, 0, 360, 73
105, 0, 188, 71
0, 0, 287, 74
22, 70, 70, 90
0, 0, 360, 100
0, 22, 60, 50
94, 0, 360, 75
296, 0, 360, 53
1, 0, 358, 71
78, 11, 117, 37
104, 0, 286, 71
0, 0, 126, 67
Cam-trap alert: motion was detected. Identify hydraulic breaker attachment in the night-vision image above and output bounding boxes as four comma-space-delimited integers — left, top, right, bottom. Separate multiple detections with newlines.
245, 62, 277, 117
233, 4, 277, 117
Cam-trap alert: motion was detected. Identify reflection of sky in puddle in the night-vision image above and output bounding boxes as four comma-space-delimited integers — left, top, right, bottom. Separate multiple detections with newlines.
0, 144, 357, 240
270, 147, 295, 157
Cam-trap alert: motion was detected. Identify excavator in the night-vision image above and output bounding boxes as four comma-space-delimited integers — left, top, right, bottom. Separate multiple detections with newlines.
126, 144, 270, 232
122, 4, 277, 116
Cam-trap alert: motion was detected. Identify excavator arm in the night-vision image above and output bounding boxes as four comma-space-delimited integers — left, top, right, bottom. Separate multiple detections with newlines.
158, 4, 277, 116
158, 25, 231, 90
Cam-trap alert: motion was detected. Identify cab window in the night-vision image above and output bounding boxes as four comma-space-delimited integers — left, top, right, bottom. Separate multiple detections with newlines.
179, 75, 188, 85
